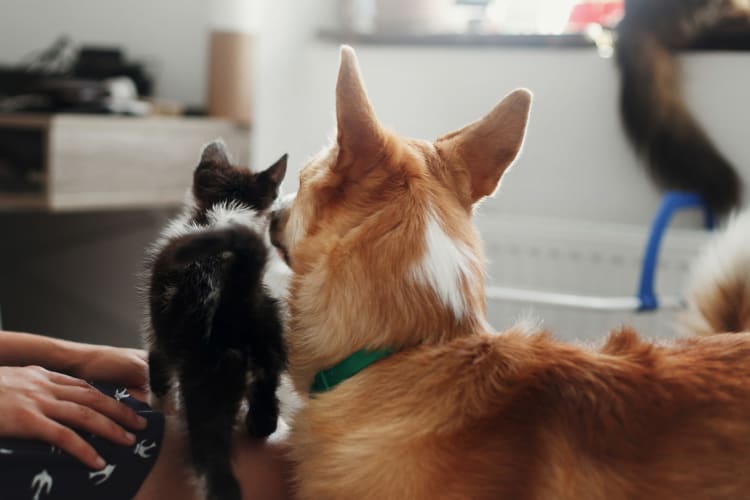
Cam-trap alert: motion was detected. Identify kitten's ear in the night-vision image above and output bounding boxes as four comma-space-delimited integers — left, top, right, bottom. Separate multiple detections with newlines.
260, 154, 288, 188
199, 140, 231, 168
194, 140, 232, 202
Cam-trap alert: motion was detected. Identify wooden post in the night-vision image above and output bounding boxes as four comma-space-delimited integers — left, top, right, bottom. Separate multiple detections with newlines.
207, 30, 254, 126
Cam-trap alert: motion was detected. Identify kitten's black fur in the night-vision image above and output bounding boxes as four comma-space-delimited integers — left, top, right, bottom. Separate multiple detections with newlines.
144, 142, 287, 500
616, 0, 750, 215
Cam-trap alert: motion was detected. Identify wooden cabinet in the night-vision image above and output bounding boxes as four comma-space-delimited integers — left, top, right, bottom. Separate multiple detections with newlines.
0, 114, 250, 211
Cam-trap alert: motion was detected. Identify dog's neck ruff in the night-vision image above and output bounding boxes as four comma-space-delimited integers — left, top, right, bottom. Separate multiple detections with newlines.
310, 348, 394, 394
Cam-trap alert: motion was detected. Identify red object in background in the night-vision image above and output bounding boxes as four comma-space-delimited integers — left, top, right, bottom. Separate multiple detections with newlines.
567, 1, 624, 31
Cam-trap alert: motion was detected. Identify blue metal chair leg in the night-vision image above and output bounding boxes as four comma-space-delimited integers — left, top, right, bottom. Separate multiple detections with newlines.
636, 192, 715, 311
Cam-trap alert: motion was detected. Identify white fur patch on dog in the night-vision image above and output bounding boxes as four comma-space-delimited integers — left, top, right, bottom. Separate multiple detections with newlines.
688, 209, 750, 289
409, 208, 476, 319
681, 208, 750, 335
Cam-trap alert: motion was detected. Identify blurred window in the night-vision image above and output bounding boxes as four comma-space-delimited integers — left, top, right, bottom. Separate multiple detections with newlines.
338, 0, 623, 37
460, 0, 623, 34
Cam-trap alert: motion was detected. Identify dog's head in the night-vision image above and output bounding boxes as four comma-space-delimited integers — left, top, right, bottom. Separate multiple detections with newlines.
272, 47, 531, 384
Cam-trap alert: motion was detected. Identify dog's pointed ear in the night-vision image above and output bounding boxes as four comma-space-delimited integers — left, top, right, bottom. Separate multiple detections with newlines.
335, 46, 384, 168
437, 89, 532, 205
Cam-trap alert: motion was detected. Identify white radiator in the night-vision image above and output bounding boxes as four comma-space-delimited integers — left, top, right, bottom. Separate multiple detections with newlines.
476, 214, 712, 342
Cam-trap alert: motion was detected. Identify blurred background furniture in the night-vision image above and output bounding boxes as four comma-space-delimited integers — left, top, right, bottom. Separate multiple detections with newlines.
0, 114, 248, 211
0, 114, 249, 345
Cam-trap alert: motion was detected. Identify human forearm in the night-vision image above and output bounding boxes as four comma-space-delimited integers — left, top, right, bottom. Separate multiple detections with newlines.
0, 330, 93, 373
0, 331, 148, 391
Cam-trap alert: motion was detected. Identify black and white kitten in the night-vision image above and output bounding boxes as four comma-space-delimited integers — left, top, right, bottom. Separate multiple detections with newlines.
143, 141, 288, 500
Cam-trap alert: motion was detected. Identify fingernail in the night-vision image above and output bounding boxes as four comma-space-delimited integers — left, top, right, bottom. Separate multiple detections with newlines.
137, 416, 147, 428
95, 457, 106, 469
125, 432, 136, 443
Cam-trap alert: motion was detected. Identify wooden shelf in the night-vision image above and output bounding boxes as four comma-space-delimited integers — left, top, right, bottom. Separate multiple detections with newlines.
0, 192, 46, 211
318, 30, 595, 48
0, 113, 251, 212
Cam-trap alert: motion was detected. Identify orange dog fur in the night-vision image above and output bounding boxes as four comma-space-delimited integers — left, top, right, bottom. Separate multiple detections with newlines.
272, 46, 750, 499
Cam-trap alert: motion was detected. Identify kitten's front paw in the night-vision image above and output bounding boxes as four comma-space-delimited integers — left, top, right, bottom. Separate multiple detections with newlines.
246, 409, 278, 438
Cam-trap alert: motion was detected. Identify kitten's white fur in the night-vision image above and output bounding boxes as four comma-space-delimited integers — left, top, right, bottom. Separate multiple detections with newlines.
153, 197, 290, 301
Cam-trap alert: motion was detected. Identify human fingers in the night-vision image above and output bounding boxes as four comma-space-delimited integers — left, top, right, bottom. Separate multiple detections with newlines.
37, 366, 94, 388
43, 398, 138, 450
28, 411, 107, 470
52, 384, 147, 431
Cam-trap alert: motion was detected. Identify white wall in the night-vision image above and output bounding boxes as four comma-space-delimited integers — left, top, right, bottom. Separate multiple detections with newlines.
0, 0, 212, 105
254, 40, 750, 227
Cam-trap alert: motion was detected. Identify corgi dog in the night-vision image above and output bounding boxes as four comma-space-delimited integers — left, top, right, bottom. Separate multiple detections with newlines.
271, 46, 750, 499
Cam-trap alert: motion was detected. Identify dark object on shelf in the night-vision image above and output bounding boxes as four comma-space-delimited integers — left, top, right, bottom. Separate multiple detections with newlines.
0, 37, 154, 114
73, 47, 153, 97
0, 68, 47, 99
0, 73, 113, 114
36, 78, 109, 111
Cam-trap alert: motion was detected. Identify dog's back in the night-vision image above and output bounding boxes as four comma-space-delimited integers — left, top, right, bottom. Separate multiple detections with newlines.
291, 326, 750, 499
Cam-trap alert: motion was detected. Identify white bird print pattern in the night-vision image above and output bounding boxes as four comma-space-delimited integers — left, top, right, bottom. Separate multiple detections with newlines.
88, 464, 116, 486
0, 383, 162, 498
134, 440, 157, 459
30, 469, 53, 500
114, 388, 130, 401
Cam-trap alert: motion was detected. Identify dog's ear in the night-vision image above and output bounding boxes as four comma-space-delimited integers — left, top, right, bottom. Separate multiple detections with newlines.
335, 46, 384, 169
437, 89, 532, 204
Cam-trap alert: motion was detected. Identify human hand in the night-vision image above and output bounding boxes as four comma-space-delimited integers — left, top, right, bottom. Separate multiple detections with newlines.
70, 346, 149, 400
0, 365, 147, 469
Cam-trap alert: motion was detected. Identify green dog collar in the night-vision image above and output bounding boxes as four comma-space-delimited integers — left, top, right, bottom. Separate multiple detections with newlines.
310, 348, 394, 394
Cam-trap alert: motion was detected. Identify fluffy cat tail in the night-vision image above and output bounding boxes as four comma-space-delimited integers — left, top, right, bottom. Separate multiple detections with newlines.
615, 30, 742, 216
680, 209, 750, 336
